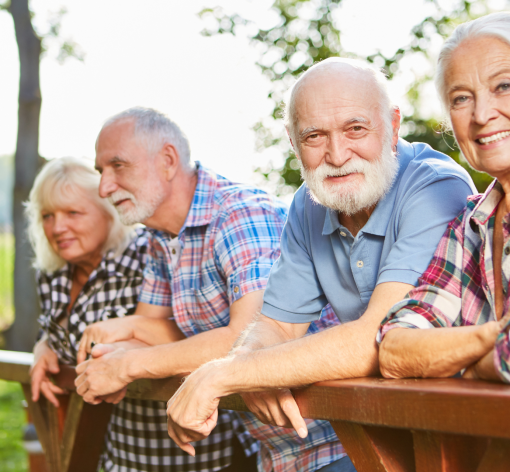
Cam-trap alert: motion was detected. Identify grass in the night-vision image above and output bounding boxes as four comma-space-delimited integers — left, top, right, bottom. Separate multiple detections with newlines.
0, 380, 27, 472
0, 232, 14, 332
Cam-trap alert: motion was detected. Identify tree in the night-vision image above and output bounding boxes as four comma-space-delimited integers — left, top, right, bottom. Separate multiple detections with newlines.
1, 0, 83, 351
200, 0, 498, 195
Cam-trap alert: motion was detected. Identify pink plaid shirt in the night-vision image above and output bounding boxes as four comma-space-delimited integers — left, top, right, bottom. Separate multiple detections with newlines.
378, 180, 510, 382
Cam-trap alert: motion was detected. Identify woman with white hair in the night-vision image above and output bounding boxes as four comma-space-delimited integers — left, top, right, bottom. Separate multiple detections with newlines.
28, 156, 151, 467
378, 11, 510, 382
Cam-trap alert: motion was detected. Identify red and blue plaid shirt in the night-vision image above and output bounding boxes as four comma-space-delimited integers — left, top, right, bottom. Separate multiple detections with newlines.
140, 163, 346, 472
378, 179, 510, 382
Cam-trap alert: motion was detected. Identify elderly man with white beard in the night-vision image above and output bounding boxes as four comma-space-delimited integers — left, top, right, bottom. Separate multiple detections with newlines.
165, 57, 476, 470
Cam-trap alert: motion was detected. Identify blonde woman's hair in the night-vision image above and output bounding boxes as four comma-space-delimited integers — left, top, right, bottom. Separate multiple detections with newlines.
26, 157, 135, 272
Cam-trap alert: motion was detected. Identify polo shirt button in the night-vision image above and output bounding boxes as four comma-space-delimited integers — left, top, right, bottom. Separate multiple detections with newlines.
357, 260, 364, 268
505, 246, 510, 256
234, 286, 239, 294
340, 231, 347, 237
171, 248, 176, 255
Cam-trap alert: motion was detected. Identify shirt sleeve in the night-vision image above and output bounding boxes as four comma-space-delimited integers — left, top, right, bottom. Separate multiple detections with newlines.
377, 175, 474, 286
377, 208, 467, 343
261, 189, 329, 323
138, 235, 173, 306
213, 195, 288, 305
495, 318, 510, 383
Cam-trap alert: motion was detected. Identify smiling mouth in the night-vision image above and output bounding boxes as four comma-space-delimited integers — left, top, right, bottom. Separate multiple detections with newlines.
476, 131, 510, 145
114, 198, 130, 206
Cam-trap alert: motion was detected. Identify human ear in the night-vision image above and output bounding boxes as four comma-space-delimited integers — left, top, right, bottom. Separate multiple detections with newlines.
391, 107, 401, 150
159, 143, 180, 181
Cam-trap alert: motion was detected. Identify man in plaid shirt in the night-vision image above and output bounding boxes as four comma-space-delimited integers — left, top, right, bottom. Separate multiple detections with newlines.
378, 180, 510, 383
74, 106, 347, 472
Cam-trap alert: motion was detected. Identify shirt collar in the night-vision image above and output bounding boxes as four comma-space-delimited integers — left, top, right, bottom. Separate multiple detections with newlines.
322, 139, 407, 237
470, 179, 501, 230
181, 162, 219, 230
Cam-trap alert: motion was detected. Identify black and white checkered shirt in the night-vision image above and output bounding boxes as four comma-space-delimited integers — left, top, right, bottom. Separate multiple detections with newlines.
37, 228, 258, 471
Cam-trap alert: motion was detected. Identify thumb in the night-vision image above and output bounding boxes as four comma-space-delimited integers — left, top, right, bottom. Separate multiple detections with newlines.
91, 343, 116, 358
280, 391, 308, 438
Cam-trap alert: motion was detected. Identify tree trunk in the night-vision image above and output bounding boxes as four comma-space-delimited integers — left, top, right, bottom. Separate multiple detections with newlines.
5, 0, 42, 351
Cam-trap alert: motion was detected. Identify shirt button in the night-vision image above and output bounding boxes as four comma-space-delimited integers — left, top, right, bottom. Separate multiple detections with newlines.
171, 248, 176, 255
357, 260, 364, 268
234, 286, 239, 294
505, 246, 510, 256
339, 231, 347, 237
62, 339, 68, 347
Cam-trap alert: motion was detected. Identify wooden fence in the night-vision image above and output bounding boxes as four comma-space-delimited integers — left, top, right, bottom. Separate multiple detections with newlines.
1, 349, 510, 472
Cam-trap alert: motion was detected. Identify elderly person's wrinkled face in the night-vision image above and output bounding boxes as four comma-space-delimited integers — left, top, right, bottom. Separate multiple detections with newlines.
42, 190, 111, 267
446, 36, 510, 179
293, 67, 400, 215
95, 120, 166, 225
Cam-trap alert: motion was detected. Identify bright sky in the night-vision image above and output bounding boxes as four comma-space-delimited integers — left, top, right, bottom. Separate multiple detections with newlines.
0, 0, 507, 184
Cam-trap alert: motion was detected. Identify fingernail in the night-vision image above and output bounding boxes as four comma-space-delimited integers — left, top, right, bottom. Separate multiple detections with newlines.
298, 428, 307, 438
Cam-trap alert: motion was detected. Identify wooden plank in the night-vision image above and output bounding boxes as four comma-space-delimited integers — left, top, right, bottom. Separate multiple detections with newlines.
60, 393, 84, 472
331, 421, 415, 472
476, 438, 510, 472
413, 431, 488, 472
293, 378, 510, 439
64, 401, 113, 472
0, 350, 33, 383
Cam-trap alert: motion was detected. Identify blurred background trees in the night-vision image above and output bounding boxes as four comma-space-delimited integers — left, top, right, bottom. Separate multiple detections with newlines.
200, 0, 496, 196
0, 0, 83, 351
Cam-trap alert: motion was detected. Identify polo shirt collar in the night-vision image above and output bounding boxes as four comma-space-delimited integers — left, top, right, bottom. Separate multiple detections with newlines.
322, 138, 409, 237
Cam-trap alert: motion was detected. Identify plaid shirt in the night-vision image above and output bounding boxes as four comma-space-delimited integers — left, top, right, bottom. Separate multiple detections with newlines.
378, 180, 510, 382
140, 163, 346, 472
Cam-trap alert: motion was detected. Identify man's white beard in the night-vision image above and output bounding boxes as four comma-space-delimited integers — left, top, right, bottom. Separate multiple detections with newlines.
109, 180, 165, 225
300, 137, 399, 216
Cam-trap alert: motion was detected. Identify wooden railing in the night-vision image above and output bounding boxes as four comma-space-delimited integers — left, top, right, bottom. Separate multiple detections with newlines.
2, 349, 510, 472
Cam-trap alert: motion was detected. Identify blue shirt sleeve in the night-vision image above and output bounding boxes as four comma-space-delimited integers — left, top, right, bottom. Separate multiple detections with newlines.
261, 187, 328, 323
377, 174, 474, 286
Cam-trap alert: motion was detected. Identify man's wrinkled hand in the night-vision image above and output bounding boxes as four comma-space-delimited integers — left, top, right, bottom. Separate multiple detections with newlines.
77, 317, 135, 364
167, 364, 225, 456
75, 346, 130, 404
241, 389, 308, 438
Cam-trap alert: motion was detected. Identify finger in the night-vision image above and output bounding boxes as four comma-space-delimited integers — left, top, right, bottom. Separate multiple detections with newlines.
40, 382, 60, 408
75, 360, 89, 375
280, 391, 308, 438
31, 367, 45, 402
75, 378, 89, 396
47, 382, 66, 395
91, 343, 116, 358
167, 422, 196, 456
77, 335, 90, 365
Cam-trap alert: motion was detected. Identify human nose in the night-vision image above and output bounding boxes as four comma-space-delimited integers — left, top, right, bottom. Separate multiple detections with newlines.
52, 213, 67, 235
325, 134, 350, 168
473, 93, 499, 126
98, 170, 118, 199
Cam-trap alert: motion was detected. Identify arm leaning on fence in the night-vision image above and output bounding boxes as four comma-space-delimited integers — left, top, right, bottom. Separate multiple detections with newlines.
1, 349, 510, 472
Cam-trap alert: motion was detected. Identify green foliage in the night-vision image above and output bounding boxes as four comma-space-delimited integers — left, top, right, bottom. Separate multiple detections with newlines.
0, 233, 15, 333
200, 0, 495, 194
0, 381, 27, 472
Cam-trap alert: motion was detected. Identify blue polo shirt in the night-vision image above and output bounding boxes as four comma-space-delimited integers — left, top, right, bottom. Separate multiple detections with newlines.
262, 139, 477, 324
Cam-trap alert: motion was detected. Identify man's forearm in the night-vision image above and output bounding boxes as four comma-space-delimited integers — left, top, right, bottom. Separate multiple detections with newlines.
122, 325, 242, 381
124, 316, 185, 345
379, 323, 500, 379
210, 317, 382, 397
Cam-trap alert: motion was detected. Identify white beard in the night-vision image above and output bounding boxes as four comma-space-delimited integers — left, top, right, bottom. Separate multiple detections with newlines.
108, 179, 165, 225
300, 137, 399, 216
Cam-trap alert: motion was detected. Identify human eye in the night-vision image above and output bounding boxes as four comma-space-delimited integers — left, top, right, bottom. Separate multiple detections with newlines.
41, 213, 52, 220
497, 82, 510, 92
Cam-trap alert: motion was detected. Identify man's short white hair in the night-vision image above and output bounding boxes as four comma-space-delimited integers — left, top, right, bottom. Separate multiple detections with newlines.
435, 11, 510, 111
100, 107, 193, 169
283, 57, 394, 149
26, 157, 135, 273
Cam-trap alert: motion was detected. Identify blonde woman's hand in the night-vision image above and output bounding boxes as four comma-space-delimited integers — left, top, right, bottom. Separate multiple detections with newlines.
30, 339, 65, 407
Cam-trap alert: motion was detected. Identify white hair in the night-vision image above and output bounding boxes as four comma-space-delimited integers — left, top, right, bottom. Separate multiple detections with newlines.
100, 107, 193, 169
436, 11, 510, 110
283, 57, 395, 148
26, 157, 135, 272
